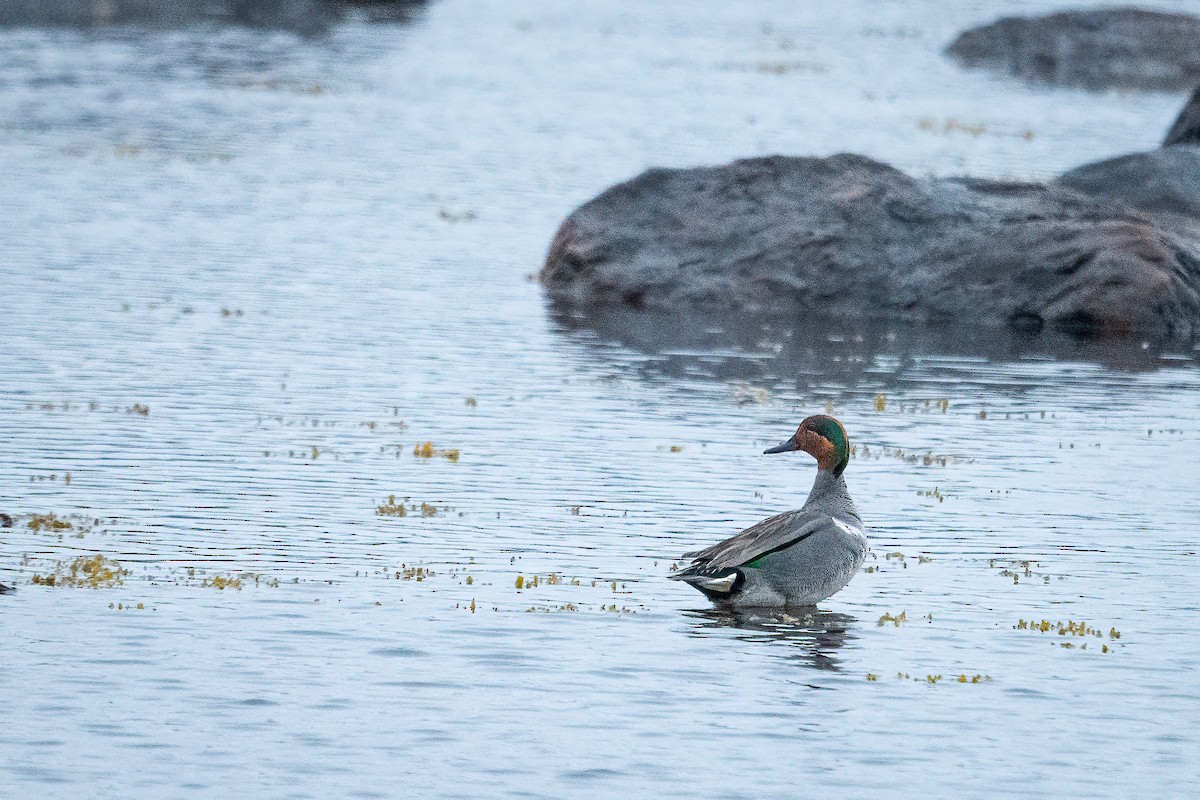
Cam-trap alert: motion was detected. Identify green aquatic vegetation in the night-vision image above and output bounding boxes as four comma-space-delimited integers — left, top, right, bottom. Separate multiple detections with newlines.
465, 397, 477, 407
878, 610, 907, 627
108, 602, 146, 610
873, 394, 886, 412
32, 553, 127, 588
918, 486, 945, 502
126, 404, 150, 416
866, 673, 878, 681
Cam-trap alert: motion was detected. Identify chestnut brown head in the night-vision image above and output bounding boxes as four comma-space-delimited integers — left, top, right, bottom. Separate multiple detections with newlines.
763, 415, 850, 476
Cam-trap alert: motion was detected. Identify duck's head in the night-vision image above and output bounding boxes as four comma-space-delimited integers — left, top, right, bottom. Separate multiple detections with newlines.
763, 414, 850, 476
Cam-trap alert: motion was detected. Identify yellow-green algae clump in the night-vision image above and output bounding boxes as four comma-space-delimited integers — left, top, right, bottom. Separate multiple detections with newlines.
32, 553, 127, 588
1016, 618, 1121, 640
28, 513, 73, 532
376, 495, 408, 517
412, 442, 459, 461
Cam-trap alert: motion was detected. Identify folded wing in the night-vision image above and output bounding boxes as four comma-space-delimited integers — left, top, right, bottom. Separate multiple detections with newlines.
672, 509, 826, 580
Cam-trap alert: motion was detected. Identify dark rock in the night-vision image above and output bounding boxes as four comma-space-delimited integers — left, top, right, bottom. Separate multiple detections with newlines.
0, 1, 430, 33
946, 8, 1200, 91
541, 154, 1200, 340
1057, 87, 1200, 217
0, 1, 327, 32
1056, 147, 1200, 219
1164, 86, 1200, 147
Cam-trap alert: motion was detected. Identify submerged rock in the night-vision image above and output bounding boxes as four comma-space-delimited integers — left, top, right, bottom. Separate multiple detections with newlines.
0, 0, 334, 32
945, 8, 1200, 91
0, 0, 428, 32
541, 153, 1200, 339
1057, 86, 1200, 218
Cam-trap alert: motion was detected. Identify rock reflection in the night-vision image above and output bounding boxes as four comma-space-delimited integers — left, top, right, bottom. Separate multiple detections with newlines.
549, 303, 1193, 390
683, 607, 856, 672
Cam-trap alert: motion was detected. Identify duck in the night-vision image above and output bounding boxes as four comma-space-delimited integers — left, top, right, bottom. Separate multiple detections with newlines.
670, 414, 868, 608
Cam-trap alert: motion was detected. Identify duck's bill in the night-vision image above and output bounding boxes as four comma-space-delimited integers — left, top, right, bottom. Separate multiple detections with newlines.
763, 436, 800, 454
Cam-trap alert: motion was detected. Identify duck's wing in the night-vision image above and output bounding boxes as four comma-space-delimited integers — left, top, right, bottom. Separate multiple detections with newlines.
675, 509, 826, 575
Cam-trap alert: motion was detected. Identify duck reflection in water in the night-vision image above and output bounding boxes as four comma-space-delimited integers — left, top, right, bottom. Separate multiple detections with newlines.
683, 607, 857, 672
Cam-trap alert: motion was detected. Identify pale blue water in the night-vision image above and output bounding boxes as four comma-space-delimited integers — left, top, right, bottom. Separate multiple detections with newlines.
2, 1, 1199, 797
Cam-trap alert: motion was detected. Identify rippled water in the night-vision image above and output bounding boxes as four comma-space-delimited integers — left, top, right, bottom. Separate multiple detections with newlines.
2, 1, 1199, 797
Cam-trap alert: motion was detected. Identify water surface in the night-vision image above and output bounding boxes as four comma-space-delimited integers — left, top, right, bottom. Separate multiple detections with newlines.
2, 1, 1199, 797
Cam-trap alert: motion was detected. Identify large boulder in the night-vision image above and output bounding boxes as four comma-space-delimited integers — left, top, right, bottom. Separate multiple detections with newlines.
541, 153, 1200, 339
1056, 86, 1200, 217
945, 8, 1200, 91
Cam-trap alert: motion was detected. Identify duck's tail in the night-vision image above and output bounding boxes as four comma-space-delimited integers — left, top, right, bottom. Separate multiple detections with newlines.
670, 561, 741, 596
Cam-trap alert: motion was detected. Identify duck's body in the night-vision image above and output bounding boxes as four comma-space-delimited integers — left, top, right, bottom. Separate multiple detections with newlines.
671, 415, 868, 608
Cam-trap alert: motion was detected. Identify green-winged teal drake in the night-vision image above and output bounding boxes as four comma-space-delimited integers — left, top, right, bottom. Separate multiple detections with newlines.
671, 415, 867, 608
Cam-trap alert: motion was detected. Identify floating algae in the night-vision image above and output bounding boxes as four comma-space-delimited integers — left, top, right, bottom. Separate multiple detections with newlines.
1015, 618, 1121, 641
413, 442, 459, 461
376, 496, 408, 516
32, 554, 127, 588
397, 565, 432, 581
27, 513, 73, 532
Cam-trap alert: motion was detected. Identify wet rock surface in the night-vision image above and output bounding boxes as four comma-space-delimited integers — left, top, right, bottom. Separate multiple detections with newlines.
541, 153, 1200, 339
1057, 86, 1200, 218
945, 7, 1200, 92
